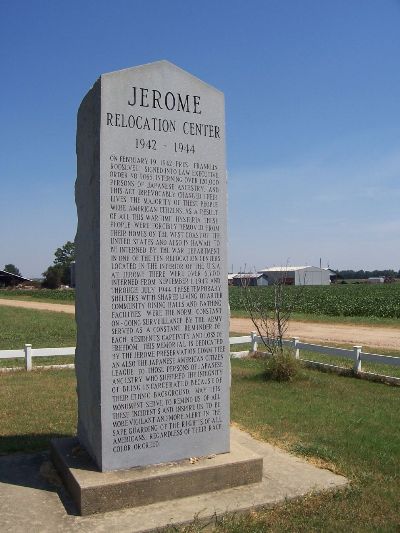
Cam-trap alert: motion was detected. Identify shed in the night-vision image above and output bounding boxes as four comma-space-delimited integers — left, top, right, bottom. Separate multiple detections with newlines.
232, 273, 269, 287
258, 266, 331, 286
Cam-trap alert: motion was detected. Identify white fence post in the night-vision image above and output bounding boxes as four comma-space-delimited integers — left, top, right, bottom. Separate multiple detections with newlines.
353, 345, 362, 373
292, 337, 300, 359
24, 344, 32, 371
251, 331, 258, 353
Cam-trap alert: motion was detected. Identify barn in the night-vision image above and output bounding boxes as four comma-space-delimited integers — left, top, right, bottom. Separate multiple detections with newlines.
0, 270, 33, 288
258, 266, 331, 286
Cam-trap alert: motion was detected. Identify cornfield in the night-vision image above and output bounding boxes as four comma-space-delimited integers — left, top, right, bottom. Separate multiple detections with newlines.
229, 283, 400, 319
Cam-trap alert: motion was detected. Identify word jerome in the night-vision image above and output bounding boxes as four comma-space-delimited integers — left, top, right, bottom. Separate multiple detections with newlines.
128, 87, 201, 115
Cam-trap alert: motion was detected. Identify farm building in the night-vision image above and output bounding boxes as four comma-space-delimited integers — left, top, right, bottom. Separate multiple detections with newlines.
231, 273, 269, 287
258, 266, 331, 286
227, 273, 236, 286
0, 270, 33, 288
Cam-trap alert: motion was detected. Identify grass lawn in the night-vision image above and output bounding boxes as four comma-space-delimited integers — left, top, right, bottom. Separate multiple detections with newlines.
225, 359, 400, 532
0, 307, 76, 368
1, 359, 399, 530
0, 368, 77, 454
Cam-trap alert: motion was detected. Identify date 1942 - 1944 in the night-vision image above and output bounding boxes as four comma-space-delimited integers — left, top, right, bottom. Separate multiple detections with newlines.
135, 138, 195, 154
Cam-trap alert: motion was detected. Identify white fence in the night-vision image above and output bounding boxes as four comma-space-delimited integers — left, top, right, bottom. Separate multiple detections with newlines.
230, 332, 400, 381
0, 345, 75, 371
0, 334, 399, 381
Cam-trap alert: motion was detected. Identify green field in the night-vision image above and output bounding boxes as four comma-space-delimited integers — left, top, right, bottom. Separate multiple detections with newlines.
0, 288, 75, 304
1, 360, 399, 531
2, 284, 400, 320
2, 284, 400, 324
229, 283, 400, 319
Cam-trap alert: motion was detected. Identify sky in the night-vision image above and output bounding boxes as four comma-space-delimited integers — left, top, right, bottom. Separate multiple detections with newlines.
1, 0, 399, 278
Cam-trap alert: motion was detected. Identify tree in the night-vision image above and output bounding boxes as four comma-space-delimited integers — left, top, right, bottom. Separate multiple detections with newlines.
239, 268, 299, 381
240, 273, 291, 357
42, 241, 75, 288
42, 265, 64, 289
54, 241, 75, 268
4, 264, 22, 276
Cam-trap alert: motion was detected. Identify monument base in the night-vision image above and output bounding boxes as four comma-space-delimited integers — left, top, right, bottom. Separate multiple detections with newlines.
51, 435, 263, 516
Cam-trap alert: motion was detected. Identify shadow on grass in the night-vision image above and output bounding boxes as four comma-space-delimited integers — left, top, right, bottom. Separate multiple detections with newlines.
0, 433, 73, 456
0, 434, 78, 515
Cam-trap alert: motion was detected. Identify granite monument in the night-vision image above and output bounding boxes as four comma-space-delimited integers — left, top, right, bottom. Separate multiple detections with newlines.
75, 61, 230, 471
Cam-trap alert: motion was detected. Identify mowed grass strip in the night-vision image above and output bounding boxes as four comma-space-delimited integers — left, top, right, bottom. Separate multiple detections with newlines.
0, 307, 76, 368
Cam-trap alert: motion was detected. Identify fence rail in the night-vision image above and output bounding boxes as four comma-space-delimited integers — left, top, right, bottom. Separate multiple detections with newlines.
0, 345, 75, 371
230, 333, 400, 381
0, 335, 399, 379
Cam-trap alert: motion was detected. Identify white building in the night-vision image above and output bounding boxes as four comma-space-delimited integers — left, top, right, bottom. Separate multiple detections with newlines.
367, 277, 385, 284
258, 266, 331, 286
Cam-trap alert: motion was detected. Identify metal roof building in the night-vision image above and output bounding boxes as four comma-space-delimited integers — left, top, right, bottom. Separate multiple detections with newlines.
0, 270, 33, 287
258, 266, 331, 286
231, 273, 269, 287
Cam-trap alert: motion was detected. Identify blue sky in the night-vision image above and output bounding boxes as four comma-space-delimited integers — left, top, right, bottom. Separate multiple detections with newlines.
1, 0, 399, 277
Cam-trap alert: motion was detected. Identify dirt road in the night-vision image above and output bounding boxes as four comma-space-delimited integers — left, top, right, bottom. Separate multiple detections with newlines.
0, 298, 398, 351
0, 298, 75, 314
230, 318, 399, 351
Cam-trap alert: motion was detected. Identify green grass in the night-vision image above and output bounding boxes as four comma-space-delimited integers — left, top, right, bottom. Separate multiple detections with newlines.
227, 359, 400, 532
0, 307, 76, 368
300, 350, 400, 379
0, 288, 74, 305
229, 332, 400, 379
1, 306, 399, 528
0, 368, 77, 454
1, 360, 399, 530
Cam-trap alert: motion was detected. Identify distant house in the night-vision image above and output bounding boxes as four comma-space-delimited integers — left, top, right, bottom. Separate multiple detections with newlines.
231, 273, 269, 287
0, 270, 33, 288
367, 277, 385, 284
258, 266, 331, 286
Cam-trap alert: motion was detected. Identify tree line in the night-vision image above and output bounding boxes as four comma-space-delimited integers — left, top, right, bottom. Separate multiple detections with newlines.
336, 269, 400, 280
3, 241, 75, 288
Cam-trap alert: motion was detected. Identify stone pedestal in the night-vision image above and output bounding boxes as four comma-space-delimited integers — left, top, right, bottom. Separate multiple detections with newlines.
51, 434, 263, 516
